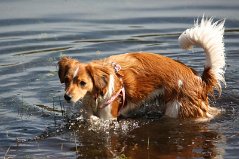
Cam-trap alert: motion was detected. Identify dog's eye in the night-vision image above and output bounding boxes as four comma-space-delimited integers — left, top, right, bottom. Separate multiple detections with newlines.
79, 81, 86, 87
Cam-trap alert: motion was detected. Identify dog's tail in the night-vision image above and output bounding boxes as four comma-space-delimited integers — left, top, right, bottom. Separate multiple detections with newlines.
178, 17, 226, 94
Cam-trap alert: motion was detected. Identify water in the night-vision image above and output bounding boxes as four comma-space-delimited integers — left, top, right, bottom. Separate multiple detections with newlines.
0, 0, 239, 158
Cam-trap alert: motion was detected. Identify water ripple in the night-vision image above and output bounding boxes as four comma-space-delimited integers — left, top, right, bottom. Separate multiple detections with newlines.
0, 0, 239, 158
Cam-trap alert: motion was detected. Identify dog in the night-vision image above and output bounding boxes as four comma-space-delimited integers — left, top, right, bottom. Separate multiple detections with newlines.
58, 17, 226, 121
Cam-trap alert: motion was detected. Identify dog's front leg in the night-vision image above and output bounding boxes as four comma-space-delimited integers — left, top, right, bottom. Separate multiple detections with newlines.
81, 96, 100, 121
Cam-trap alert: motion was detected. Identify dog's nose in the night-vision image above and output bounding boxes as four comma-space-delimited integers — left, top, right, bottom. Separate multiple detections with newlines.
64, 94, 72, 102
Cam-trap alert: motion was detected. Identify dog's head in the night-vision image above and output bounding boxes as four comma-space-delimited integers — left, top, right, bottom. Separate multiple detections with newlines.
58, 57, 113, 103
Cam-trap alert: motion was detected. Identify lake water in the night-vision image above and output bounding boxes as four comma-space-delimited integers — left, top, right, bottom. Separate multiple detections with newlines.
0, 0, 239, 158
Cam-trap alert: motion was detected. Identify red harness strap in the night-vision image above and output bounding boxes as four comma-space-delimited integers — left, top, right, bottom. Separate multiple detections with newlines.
98, 87, 125, 109
98, 62, 126, 111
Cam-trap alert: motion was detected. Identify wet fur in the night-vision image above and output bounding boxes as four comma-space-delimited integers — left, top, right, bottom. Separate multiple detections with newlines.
58, 18, 226, 121
58, 52, 222, 120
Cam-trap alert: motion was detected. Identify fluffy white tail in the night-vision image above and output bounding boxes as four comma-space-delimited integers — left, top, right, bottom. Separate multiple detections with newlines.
178, 17, 226, 89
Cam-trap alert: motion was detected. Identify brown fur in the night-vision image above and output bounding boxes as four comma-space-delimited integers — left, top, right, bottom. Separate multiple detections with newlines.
58, 52, 221, 120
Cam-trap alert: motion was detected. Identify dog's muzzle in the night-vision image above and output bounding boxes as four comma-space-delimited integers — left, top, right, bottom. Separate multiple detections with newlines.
64, 94, 72, 102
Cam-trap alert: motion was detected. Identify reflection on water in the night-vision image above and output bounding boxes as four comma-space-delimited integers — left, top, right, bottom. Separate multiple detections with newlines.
0, 0, 239, 158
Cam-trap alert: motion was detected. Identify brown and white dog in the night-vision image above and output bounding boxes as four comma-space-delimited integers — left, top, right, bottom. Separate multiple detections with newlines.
58, 17, 226, 121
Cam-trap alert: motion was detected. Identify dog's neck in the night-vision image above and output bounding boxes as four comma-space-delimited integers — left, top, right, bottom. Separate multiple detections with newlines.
90, 62, 126, 119
98, 87, 125, 109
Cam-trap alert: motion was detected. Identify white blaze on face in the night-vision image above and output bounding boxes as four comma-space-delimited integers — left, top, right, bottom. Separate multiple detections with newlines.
73, 66, 79, 78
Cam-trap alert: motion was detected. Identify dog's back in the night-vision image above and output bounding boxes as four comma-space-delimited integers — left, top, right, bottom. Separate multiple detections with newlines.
110, 18, 226, 120
58, 17, 226, 121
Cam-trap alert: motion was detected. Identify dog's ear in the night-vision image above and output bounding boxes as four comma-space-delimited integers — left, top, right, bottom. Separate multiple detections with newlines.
86, 64, 110, 94
58, 57, 76, 83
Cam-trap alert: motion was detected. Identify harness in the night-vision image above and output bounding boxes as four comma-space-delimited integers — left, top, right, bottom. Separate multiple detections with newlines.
98, 62, 126, 113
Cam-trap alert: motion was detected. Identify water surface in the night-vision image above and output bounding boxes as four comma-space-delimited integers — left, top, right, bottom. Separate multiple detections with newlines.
0, 0, 239, 158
